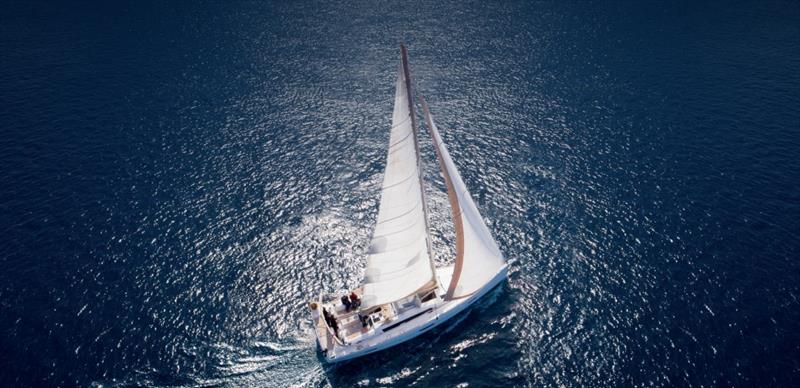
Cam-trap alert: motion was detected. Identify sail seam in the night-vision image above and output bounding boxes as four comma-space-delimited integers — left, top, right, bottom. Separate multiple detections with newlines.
365, 256, 425, 282
389, 115, 411, 130
372, 215, 423, 239
388, 138, 412, 155
381, 170, 417, 190
367, 250, 425, 267
369, 228, 427, 254
389, 126, 413, 148
375, 200, 421, 225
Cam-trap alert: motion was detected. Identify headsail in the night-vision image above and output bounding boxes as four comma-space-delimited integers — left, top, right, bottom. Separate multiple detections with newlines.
360, 46, 435, 309
420, 96, 506, 299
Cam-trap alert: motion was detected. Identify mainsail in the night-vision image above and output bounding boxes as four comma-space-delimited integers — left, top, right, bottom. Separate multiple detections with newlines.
420, 96, 506, 299
360, 46, 435, 309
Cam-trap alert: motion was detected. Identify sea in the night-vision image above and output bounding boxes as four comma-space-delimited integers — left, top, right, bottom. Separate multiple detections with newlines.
1, 1, 799, 386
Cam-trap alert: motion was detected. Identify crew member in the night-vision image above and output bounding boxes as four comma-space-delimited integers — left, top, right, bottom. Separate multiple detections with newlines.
349, 291, 361, 309
341, 295, 353, 311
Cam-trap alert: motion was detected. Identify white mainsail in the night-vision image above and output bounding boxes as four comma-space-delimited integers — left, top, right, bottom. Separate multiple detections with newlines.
360, 48, 435, 309
420, 97, 506, 299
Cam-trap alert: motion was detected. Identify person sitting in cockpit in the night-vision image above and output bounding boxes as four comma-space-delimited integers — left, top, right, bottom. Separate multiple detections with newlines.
349, 291, 361, 309
341, 295, 353, 311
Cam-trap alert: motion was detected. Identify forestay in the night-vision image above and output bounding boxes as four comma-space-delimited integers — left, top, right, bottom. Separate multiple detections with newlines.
421, 97, 506, 299
360, 53, 435, 309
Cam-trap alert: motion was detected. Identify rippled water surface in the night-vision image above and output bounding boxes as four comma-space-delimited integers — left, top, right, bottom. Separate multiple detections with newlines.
2, 1, 799, 386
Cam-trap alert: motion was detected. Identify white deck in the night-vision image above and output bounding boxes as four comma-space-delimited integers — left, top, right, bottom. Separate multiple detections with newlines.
313, 264, 507, 363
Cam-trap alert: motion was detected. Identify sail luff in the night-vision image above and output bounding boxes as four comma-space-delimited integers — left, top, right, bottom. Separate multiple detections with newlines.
400, 44, 437, 281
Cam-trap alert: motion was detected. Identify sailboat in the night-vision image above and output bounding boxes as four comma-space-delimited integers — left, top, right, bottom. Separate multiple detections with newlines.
309, 44, 508, 363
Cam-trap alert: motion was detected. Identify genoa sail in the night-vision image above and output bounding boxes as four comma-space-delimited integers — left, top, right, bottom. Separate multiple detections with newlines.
420, 96, 506, 299
360, 47, 435, 309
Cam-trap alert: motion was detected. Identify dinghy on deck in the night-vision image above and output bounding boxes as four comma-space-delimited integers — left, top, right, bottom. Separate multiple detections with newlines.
309, 44, 507, 363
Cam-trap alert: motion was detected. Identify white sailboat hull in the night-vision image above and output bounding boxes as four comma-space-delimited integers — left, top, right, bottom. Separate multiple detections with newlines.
313, 264, 508, 363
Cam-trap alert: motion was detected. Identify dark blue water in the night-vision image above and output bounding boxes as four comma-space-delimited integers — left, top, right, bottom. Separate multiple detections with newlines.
2, 1, 799, 386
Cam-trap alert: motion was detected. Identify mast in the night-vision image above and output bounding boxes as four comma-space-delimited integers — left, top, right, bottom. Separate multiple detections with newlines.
400, 44, 437, 282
